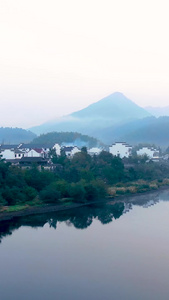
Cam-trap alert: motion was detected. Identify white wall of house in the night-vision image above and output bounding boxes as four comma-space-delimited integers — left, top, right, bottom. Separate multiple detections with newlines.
109, 142, 132, 158
64, 146, 81, 157
137, 147, 159, 159
53, 143, 61, 156
26, 149, 43, 158
71, 147, 81, 156
0, 149, 15, 159
15, 152, 25, 159
88, 147, 102, 156
41, 148, 50, 158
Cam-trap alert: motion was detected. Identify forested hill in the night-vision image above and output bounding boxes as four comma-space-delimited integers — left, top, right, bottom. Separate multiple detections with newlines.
31, 132, 103, 148
0, 127, 36, 144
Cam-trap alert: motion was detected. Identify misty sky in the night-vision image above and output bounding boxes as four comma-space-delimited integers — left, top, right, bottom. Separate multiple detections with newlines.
0, 0, 169, 128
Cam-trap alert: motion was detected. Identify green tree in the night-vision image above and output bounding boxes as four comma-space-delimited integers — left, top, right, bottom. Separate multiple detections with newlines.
69, 182, 86, 202
40, 182, 61, 203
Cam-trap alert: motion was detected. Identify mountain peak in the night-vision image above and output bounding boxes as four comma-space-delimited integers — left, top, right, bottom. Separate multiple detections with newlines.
107, 91, 125, 97
71, 92, 150, 119
96, 92, 126, 104
30, 92, 151, 136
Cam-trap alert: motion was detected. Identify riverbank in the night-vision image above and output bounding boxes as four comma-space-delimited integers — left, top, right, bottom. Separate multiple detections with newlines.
108, 178, 169, 196
0, 183, 169, 222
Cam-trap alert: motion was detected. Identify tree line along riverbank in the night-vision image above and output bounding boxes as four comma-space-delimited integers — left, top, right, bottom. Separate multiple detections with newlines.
0, 148, 169, 215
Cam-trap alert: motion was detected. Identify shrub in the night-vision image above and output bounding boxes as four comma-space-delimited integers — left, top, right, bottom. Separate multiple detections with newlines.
163, 179, 169, 185
22, 186, 37, 201
116, 189, 125, 195
40, 182, 61, 203
0, 193, 7, 206
69, 182, 86, 202
84, 184, 98, 201
54, 180, 70, 198
92, 179, 107, 198
2, 186, 26, 205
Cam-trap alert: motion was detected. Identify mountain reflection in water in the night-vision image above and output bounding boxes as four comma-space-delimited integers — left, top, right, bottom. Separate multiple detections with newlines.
0, 190, 168, 244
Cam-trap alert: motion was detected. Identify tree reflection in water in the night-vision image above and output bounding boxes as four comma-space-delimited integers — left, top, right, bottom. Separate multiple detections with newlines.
0, 190, 164, 243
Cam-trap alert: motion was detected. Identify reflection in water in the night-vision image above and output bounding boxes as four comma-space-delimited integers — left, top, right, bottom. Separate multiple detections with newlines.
0, 190, 168, 243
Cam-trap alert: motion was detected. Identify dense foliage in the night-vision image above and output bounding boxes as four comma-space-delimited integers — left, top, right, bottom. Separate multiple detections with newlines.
0, 150, 169, 207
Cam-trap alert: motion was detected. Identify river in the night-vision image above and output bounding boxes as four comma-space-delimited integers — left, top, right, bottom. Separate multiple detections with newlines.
1, 189, 169, 300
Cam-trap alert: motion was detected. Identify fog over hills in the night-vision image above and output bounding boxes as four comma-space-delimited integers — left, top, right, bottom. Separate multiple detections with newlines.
119, 117, 169, 148
97, 116, 169, 147
145, 106, 169, 117
1, 92, 169, 148
30, 92, 151, 136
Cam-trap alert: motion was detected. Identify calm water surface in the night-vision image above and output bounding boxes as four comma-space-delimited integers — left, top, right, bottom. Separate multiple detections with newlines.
1, 190, 169, 300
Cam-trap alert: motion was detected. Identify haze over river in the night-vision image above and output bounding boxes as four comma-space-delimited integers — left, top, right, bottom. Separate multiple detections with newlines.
1, 190, 169, 300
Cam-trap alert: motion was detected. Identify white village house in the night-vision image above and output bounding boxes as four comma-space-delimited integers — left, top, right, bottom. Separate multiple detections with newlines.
0, 148, 15, 160
16, 143, 61, 158
136, 147, 160, 159
25, 148, 45, 158
53, 143, 61, 156
0, 143, 80, 161
109, 142, 132, 158
62, 146, 81, 157
88, 147, 103, 156
0, 144, 25, 160
14, 149, 25, 159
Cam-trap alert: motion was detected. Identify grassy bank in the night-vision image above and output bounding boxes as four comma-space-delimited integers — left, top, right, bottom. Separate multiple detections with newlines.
0, 197, 73, 213
108, 178, 169, 197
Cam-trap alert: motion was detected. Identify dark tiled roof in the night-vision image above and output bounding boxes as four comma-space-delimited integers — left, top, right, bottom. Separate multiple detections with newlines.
20, 143, 56, 149
110, 142, 132, 147
5, 159, 20, 163
0, 145, 18, 150
14, 149, 24, 154
20, 157, 47, 163
31, 148, 43, 153
62, 146, 74, 151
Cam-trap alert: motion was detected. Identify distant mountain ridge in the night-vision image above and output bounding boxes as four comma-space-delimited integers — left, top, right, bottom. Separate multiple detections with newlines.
0, 127, 36, 144
119, 116, 169, 147
30, 92, 151, 135
145, 106, 169, 117
98, 116, 169, 148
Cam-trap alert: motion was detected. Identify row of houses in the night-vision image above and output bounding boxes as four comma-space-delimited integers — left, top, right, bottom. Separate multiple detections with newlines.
0, 144, 76, 161
0, 142, 160, 164
109, 142, 160, 160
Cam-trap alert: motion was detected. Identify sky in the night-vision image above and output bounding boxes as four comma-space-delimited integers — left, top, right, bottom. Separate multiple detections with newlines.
0, 0, 169, 128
